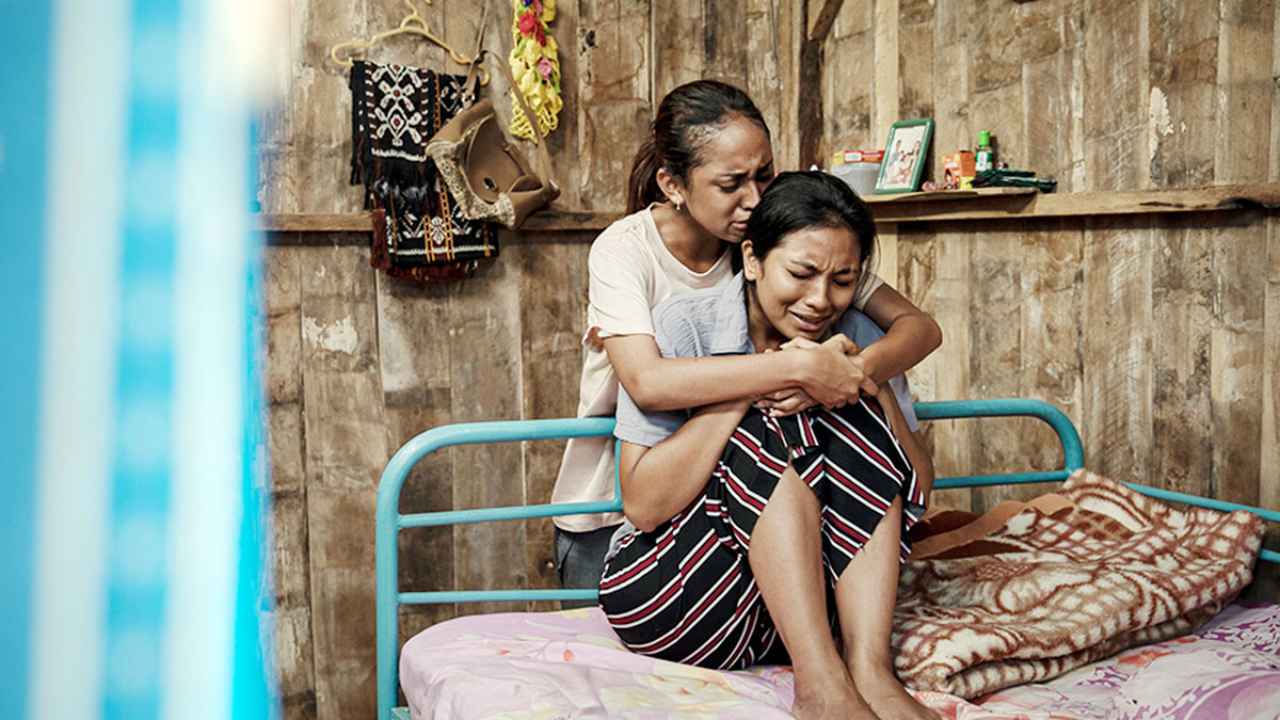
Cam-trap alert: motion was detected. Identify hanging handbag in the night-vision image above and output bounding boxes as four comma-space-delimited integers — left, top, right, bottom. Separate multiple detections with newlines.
349, 58, 497, 281
425, 51, 559, 230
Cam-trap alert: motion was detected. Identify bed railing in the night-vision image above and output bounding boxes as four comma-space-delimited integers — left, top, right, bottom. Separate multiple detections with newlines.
374, 398, 1279, 720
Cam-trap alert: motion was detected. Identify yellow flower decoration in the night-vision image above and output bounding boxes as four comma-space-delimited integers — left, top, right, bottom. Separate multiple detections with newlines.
509, 0, 562, 140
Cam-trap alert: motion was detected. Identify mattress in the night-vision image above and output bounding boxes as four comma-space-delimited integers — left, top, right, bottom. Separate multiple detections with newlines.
399, 602, 1280, 719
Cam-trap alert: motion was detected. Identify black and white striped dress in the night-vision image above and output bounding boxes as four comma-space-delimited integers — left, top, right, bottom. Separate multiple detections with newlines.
599, 273, 925, 670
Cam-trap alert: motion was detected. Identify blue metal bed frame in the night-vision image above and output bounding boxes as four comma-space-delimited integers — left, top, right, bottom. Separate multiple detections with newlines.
374, 398, 1280, 720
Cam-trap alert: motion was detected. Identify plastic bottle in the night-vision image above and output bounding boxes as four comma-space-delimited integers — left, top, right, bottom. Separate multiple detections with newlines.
975, 130, 995, 174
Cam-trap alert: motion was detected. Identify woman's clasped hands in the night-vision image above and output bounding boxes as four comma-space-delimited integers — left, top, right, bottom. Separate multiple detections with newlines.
754, 334, 880, 417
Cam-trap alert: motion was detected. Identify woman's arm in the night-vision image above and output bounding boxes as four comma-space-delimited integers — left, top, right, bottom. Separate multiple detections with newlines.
856, 284, 943, 385
873, 386, 935, 500
605, 287, 940, 416
603, 334, 862, 412
619, 398, 752, 532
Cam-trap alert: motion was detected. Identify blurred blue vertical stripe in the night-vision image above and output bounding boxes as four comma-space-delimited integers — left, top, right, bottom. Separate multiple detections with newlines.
232, 117, 274, 720
102, 0, 181, 716
0, 0, 52, 717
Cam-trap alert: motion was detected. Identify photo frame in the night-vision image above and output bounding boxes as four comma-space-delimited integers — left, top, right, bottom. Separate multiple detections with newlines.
874, 118, 934, 194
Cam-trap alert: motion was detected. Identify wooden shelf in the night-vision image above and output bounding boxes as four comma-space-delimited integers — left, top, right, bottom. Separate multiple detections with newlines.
862, 187, 1038, 204
257, 213, 374, 233
863, 183, 1280, 223
256, 183, 1280, 240
258, 208, 621, 237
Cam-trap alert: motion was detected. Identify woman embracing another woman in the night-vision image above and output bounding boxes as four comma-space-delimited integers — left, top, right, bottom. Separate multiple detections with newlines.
551, 79, 942, 719
601, 171, 938, 720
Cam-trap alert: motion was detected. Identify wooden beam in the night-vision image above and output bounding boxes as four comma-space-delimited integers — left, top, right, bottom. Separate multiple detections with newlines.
797, 36, 824, 170
255, 184, 1280, 239
258, 213, 374, 233
865, 184, 1280, 224
797, 0, 846, 170
807, 0, 846, 42
862, 187, 1037, 205
257, 209, 622, 235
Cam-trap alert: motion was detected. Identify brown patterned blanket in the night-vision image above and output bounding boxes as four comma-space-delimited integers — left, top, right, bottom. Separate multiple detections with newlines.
891, 469, 1265, 699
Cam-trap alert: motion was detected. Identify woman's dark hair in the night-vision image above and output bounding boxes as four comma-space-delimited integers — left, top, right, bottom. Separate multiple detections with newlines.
744, 171, 878, 291
626, 80, 770, 214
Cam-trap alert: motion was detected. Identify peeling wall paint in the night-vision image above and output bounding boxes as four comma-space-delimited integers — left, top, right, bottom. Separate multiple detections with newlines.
1149, 85, 1173, 172
302, 316, 358, 354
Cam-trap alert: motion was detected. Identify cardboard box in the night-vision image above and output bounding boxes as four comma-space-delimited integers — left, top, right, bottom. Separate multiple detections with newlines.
942, 150, 976, 190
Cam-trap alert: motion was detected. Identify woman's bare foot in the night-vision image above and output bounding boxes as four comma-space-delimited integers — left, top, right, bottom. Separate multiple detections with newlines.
851, 665, 938, 720
792, 672, 876, 720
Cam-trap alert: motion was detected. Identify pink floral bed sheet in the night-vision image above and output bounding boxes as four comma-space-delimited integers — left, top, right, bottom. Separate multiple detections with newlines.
400, 603, 1280, 719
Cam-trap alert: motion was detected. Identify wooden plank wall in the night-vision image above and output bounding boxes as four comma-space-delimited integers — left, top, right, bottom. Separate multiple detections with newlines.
259, 2, 796, 718
877, 1, 1280, 575
259, 1, 1280, 718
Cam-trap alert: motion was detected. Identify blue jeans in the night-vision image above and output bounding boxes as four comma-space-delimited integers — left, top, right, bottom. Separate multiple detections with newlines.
554, 524, 621, 609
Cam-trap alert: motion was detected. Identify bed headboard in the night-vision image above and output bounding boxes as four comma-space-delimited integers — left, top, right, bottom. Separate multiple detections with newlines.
373, 398, 1279, 720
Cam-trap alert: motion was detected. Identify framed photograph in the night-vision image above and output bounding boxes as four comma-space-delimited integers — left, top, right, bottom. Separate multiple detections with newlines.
874, 118, 934, 194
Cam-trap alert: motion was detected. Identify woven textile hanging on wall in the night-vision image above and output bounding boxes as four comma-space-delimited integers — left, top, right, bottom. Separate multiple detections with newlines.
350, 60, 498, 282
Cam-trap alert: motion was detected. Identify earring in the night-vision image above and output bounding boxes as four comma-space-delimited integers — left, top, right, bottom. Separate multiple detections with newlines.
672, 198, 683, 212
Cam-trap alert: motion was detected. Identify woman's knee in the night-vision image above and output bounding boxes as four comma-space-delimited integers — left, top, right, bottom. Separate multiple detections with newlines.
757, 463, 820, 519
817, 402, 913, 477
821, 399, 894, 439
717, 406, 798, 479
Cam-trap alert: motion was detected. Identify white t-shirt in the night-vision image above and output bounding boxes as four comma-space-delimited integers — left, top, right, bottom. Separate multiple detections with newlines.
552, 206, 884, 532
